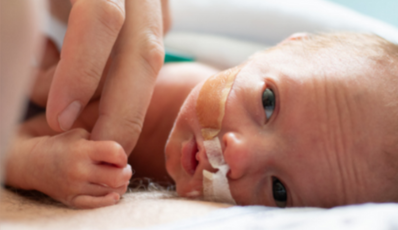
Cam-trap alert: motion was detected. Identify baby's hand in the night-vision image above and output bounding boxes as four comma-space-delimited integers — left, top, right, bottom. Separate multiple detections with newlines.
26, 128, 132, 209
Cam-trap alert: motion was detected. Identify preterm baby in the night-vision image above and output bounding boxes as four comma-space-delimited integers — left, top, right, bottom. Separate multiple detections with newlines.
5, 32, 398, 209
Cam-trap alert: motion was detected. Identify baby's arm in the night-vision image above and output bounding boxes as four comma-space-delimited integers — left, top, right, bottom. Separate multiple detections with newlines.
5, 114, 132, 208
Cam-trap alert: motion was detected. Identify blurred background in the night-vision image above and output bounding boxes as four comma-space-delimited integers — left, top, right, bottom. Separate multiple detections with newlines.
327, 0, 398, 27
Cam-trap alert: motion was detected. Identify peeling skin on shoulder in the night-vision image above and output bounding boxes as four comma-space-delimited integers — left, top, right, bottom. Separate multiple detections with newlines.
195, 67, 241, 204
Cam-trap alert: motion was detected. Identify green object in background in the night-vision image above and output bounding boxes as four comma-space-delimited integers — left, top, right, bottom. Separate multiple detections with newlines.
164, 51, 195, 63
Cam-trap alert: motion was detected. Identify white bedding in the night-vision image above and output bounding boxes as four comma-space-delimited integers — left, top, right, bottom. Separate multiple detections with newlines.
144, 203, 398, 230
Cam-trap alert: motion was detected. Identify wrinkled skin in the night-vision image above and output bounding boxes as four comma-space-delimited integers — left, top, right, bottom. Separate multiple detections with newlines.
166, 40, 394, 207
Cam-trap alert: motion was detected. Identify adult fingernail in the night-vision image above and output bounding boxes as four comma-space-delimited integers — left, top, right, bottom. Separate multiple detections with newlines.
58, 100, 81, 131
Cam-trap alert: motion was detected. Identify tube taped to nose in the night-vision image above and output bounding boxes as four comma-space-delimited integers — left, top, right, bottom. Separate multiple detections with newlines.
196, 67, 240, 140
204, 136, 226, 167
196, 67, 240, 204
202, 137, 235, 204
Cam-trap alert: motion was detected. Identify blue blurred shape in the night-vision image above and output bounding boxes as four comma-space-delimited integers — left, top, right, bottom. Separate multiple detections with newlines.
326, 0, 398, 28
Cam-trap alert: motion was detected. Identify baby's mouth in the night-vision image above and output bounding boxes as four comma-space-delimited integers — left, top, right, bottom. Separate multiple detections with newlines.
181, 137, 199, 176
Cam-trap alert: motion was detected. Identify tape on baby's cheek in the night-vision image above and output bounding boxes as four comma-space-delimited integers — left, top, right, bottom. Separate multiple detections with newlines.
196, 67, 240, 204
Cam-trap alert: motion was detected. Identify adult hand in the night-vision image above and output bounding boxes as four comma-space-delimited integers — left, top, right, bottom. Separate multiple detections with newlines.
45, 0, 170, 155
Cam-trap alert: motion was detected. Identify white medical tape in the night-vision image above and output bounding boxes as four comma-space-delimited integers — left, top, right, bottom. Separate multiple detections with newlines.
203, 137, 225, 168
202, 137, 236, 204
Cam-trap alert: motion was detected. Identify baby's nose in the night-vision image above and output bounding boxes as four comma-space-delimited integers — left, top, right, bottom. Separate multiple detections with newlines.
222, 132, 252, 180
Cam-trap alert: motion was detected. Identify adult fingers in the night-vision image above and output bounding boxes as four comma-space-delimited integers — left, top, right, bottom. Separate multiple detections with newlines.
40, 38, 59, 69
30, 38, 59, 107
90, 0, 165, 154
72, 99, 100, 131
31, 66, 56, 107
161, 0, 171, 34
46, 0, 126, 132
32, 58, 111, 108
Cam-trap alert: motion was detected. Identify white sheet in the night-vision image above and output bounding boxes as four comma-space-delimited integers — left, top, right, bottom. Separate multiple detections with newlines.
144, 203, 398, 230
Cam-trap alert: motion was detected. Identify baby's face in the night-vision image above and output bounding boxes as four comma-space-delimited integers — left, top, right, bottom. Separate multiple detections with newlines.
165, 44, 390, 207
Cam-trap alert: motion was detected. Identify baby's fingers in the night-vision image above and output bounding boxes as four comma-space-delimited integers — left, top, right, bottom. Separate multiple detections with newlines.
70, 192, 120, 209
90, 164, 132, 189
89, 141, 128, 167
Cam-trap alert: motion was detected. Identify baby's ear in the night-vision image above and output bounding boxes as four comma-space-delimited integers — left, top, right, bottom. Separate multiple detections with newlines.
278, 32, 310, 45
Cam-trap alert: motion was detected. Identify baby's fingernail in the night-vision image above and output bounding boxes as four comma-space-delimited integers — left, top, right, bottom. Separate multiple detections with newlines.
114, 195, 120, 203
58, 100, 81, 131
122, 181, 130, 187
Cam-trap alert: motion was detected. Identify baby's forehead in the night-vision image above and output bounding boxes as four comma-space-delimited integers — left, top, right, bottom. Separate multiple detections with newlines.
245, 42, 387, 88
240, 47, 330, 85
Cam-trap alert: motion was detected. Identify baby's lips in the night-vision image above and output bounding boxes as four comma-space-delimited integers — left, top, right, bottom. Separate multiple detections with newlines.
181, 137, 199, 176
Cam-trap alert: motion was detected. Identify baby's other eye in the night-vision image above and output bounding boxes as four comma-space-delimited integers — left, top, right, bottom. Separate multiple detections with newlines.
262, 88, 275, 121
272, 177, 287, 208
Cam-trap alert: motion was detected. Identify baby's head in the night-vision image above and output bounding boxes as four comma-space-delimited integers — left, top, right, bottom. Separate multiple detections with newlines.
165, 33, 398, 207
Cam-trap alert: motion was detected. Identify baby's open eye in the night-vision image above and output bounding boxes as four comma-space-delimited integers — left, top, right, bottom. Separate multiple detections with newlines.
272, 177, 287, 208
262, 88, 275, 121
